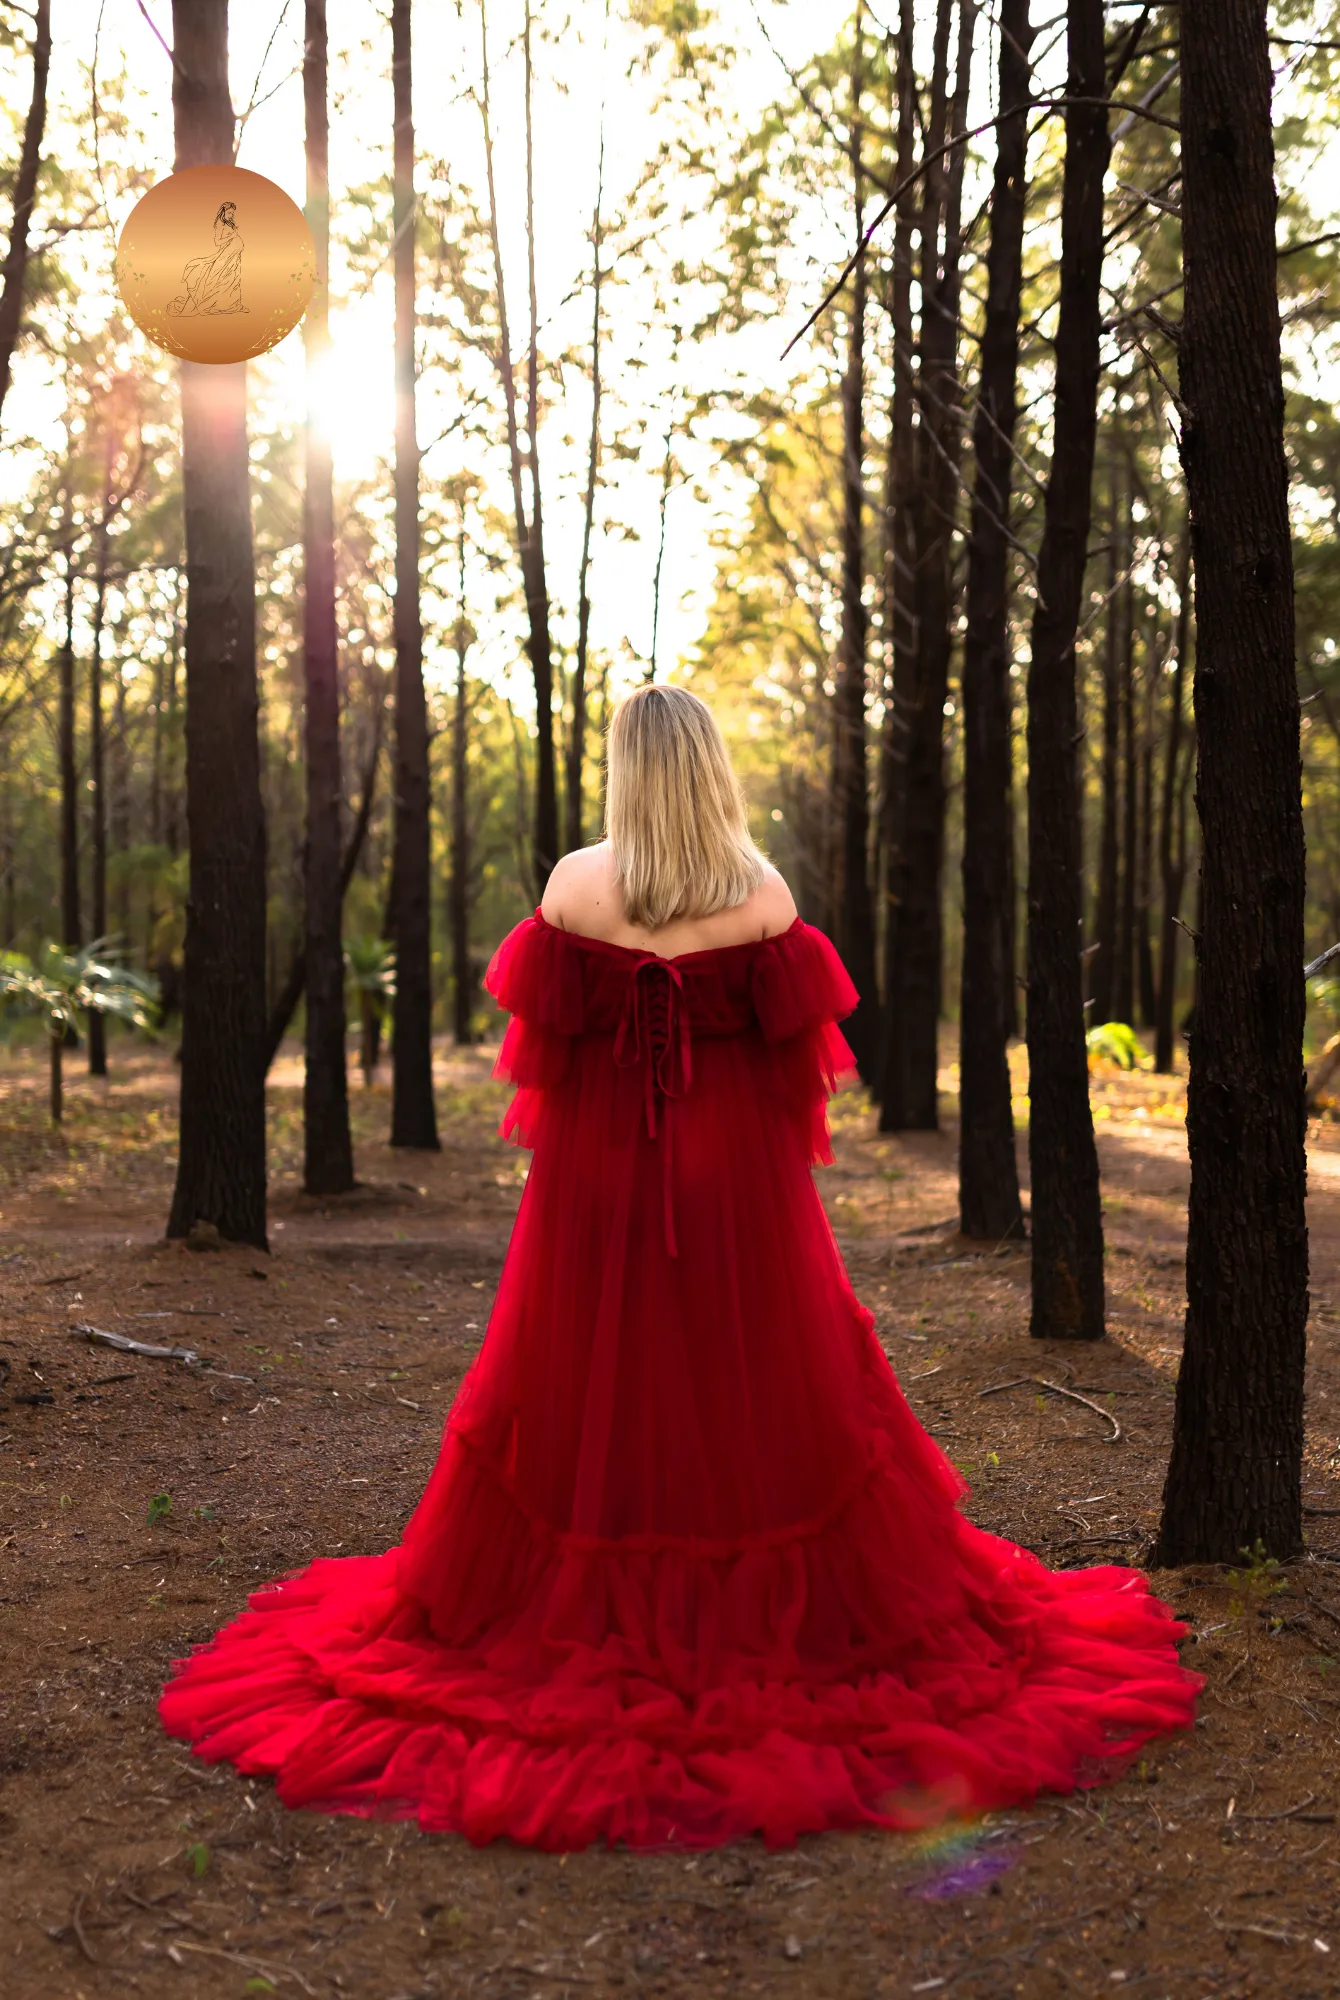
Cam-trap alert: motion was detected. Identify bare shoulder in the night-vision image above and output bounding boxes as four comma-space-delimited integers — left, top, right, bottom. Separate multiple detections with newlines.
540, 842, 618, 932
752, 862, 799, 938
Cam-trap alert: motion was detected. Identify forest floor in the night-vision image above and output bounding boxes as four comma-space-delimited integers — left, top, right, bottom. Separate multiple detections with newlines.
5, 1033, 1340, 2000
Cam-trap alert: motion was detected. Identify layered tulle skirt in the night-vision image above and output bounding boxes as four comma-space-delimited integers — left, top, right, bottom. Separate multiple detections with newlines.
160, 915, 1200, 1847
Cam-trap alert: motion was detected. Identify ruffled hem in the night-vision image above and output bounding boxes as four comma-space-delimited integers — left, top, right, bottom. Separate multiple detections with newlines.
159, 1433, 1201, 1852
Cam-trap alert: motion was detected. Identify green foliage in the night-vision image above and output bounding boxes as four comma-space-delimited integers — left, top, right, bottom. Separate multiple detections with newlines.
1307, 973, 1340, 1025
345, 937, 396, 1010
146, 1491, 173, 1526
1085, 1022, 1150, 1071
0, 940, 159, 1040
1227, 1538, 1290, 1630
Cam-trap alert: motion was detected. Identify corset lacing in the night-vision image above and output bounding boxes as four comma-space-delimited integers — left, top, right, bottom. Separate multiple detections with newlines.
613, 957, 694, 1257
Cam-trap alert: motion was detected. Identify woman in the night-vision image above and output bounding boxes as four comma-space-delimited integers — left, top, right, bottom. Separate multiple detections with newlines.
161, 685, 1199, 1850
167, 201, 247, 318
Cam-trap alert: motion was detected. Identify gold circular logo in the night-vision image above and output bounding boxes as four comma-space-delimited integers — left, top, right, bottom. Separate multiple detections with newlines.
114, 165, 315, 365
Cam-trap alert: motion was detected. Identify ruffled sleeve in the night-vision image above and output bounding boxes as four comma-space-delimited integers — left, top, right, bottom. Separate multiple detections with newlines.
485, 913, 584, 1147
750, 922, 860, 1164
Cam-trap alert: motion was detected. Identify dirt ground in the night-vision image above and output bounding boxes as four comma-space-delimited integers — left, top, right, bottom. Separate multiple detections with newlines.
5, 1029, 1340, 2000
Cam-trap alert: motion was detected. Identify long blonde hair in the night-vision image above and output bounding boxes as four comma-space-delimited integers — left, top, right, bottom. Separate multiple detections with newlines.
606, 684, 765, 930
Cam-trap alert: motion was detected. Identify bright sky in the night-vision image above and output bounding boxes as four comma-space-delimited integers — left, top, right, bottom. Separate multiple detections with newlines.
9, 3, 1339, 712
15, 0, 862, 707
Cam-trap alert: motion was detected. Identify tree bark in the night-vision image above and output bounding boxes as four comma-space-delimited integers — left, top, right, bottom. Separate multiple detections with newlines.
832, 4, 878, 1075
1154, 532, 1192, 1072
957, 0, 1031, 1242
0, 0, 50, 429
389, 0, 440, 1152
1023, 0, 1108, 1340
302, 0, 355, 1195
166, 0, 269, 1250
881, 0, 974, 1131
1152, 0, 1308, 1566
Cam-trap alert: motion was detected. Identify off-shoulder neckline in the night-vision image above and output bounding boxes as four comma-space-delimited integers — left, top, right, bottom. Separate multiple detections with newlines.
532, 907, 805, 966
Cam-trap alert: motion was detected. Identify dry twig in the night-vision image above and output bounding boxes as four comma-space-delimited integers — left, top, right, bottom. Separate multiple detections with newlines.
978, 1376, 1123, 1442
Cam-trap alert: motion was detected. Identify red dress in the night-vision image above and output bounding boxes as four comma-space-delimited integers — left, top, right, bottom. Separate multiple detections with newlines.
159, 913, 1200, 1849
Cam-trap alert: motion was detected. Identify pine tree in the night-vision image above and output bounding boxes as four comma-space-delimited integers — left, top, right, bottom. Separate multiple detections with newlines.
1153, 0, 1309, 1564
166, 0, 269, 1248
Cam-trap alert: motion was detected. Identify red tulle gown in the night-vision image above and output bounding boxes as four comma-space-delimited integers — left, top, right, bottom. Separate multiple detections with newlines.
160, 913, 1200, 1849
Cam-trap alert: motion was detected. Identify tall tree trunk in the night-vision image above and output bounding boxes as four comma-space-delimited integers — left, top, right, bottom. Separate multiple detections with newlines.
1154, 531, 1191, 1072
111, 626, 131, 939
957, 0, 1031, 1242
263, 702, 384, 1071
1091, 464, 1120, 1024
882, 0, 951, 1107
450, 517, 474, 1044
1136, 606, 1159, 1026
1023, 0, 1108, 1341
389, 0, 440, 1152
877, 0, 918, 1070
0, 0, 50, 428
648, 427, 673, 684
478, 0, 557, 896
302, 0, 355, 1195
1115, 489, 1137, 1023
58, 530, 79, 949
87, 500, 110, 1076
881, 0, 974, 1130
832, 4, 877, 1070
0, 778, 13, 944
164, 584, 183, 861
1152, 0, 1308, 1566
1001, 776, 1019, 1041
166, 0, 268, 1249
567, 104, 605, 856
522, 0, 558, 881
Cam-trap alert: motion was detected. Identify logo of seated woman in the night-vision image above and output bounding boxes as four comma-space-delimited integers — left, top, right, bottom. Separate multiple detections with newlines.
115, 165, 314, 365
167, 201, 250, 319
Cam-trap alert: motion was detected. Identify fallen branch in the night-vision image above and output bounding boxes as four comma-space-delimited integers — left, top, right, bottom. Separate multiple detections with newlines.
131, 1307, 225, 1319
69, 1893, 100, 1967
1235, 1791, 1326, 1823
160, 1937, 319, 1996
1036, 1530, 1140, 1550
74, 1324, 200, 1365
1208, 1917, 1303, 1945
978, 1376, 1123, 1442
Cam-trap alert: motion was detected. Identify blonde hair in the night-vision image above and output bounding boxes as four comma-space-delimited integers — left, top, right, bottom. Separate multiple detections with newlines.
606, 684, 766, 930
